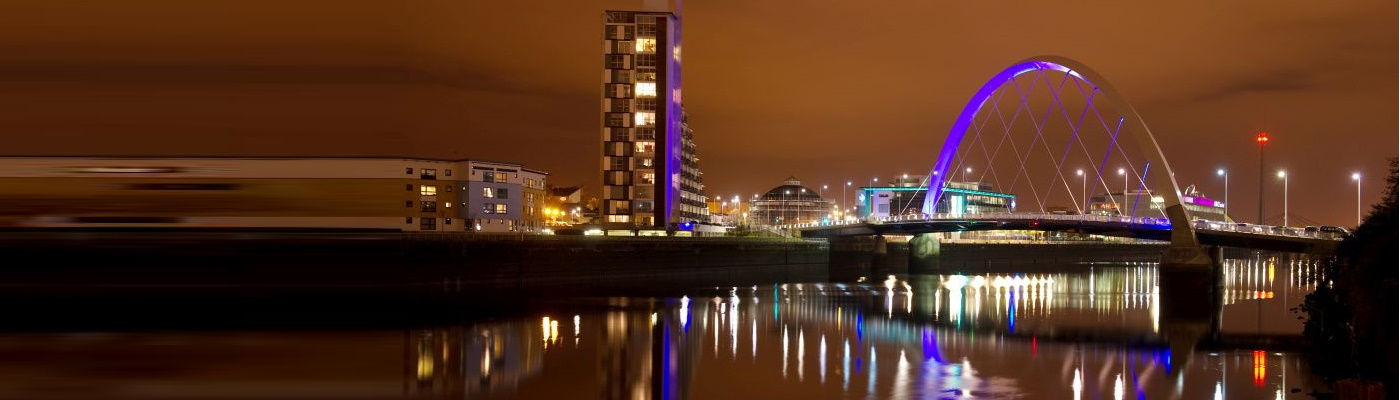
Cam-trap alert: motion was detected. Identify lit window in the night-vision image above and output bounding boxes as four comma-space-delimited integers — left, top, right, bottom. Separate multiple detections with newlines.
673, 45, 680, 61
445, 202, 452, 208
635, 82, 656, 97
483, 187, 495, 198
496, 204, 508, 213
634, 141, 655, 153
420, 185, 437, 196
635, 38, 657, 53
634, 112, 655, 127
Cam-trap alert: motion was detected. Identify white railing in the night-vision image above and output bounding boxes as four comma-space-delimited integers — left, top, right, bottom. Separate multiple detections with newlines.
779, 213, 1346, 241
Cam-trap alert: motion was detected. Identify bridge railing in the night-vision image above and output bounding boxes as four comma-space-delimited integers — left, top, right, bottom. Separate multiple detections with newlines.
778, 213, 1345, 241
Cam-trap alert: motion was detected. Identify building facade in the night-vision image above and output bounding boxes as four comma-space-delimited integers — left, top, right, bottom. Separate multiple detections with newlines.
860, 180, 1015, 219
751, 177, 833, 226
600, 9, 708, 231
0, 157, 546, 233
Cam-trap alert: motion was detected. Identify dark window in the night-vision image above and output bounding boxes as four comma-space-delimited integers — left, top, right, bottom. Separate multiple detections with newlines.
421, 201, 437, 212
446, 185, 452, 192
605, 55, 630, 70
406, 184, 413, 191
498, 188, 508, 199
420, 217, 437, 231
406, 168, 413, 174
445, 218, 452, 225
421, 169, 437, 180
611, 98, 632, 112
483, 171, 495, 183
635, 127, 655, 140
605, 112, 631, 127
445, 169, 452, 176
636, 54, 657, 68
610, 128, 631, 141
406, 217, 413, 223
406, 201, 413, 208
611, 70, 632, 83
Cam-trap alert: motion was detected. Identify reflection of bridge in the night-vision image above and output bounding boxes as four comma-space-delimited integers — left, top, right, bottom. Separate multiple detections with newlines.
788, 56, 1345, 261
794, 213, 1341, 254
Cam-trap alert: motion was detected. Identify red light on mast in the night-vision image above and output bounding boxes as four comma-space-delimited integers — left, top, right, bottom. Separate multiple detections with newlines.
1256, 132, 1270, 145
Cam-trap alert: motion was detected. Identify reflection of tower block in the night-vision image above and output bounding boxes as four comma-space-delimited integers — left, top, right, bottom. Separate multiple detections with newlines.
405, 327, 466, 398
599, 311, 653, 400
405, 323, 545, 399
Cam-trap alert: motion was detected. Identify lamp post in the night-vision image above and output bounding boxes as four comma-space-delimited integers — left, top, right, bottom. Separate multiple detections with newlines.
1277, 170, 1288, 227
1217, 169, 1229, 220
1076, 169, 1086, 214
821, 185, 829, 221
1117, 168, 1127, 215
1257, 132, 1270, 224
844, 181, 852, 221
963, 167, 972, 184
1352, 172, 1362, 226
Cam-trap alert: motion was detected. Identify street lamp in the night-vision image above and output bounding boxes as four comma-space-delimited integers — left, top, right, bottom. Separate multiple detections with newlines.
963, 167, 972, 183
1076, 169, 1085, 214
1217, 169, 1229, 219
1352, 172, 1362, 226
844, 181, 852, 221
1277, 170, 1288, 227
1117, 168, 1127, 215
1257, 131, 1270, 224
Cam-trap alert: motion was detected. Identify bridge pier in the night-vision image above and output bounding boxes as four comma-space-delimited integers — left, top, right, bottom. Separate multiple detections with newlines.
1158, 244, 1225, 377
829, 235, 907, 280
909, 233, 941, 273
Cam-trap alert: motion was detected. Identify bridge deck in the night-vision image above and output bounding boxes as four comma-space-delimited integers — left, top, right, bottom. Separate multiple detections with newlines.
793, 213, 1342, 254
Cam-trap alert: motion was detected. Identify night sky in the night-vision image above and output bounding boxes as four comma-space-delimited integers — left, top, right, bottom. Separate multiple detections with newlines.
0, 0, 1394, 226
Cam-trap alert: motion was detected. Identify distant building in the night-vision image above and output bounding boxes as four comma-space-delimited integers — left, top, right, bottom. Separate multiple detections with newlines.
600, 8, 709, 231
751, 177, 833, 225
1087, 184, 1228, 221
0, 156, 548, 232
860, 180, 1015, 219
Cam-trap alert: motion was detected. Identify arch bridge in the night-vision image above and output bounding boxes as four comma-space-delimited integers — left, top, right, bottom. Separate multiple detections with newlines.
796, 56, 1342, 258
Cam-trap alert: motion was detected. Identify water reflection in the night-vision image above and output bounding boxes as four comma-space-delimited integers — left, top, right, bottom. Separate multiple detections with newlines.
0, 255, 1324, 399
400, 257, 1319, 399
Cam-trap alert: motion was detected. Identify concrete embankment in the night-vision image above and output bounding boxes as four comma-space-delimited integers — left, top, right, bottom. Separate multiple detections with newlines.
0, 229, 829, 296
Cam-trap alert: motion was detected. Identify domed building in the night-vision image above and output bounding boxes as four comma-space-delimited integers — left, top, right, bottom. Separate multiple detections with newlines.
751, 177, 834, 226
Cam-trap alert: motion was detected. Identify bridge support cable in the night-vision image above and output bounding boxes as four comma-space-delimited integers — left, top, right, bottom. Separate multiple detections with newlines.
918, 56, 1210, 267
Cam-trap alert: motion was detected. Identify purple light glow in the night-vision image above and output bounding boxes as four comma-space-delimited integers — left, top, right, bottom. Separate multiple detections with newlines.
1181, 195, 1224, 208
929, 58, 1098, 208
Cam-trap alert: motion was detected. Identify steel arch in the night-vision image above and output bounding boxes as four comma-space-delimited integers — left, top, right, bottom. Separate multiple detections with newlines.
926, 56, 1206, 258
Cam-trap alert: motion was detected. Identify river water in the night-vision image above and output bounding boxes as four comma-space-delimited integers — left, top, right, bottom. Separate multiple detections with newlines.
0, 252, 1323, 399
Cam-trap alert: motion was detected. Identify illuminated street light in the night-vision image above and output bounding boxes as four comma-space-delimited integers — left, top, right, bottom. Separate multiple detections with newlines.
1217, 169, 1229, 219
1076, 169, 1086, 213
1351, 172, 1362, 226
1277, 170, 1288, 227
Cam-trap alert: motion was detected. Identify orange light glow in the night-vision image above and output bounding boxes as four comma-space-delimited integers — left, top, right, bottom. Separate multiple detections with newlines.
1256, 132, 1270, 145
1252, 350, 1266, 387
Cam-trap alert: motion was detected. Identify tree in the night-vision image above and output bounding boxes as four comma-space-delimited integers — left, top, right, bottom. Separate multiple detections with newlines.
1298, 157, 1397, 396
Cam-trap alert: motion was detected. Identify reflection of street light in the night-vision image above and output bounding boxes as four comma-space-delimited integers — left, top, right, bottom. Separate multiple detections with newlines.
1217, 169, 1229, 219
1351, 172, 1362, 226
1277, 170, 1288, 227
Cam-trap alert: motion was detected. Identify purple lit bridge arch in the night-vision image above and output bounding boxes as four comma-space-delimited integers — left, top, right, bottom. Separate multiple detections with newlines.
921, 56, 1209, 265
798, 56, 1341, 257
